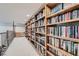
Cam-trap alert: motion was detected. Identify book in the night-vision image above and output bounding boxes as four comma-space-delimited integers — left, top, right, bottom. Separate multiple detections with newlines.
52, 3, 63, 13
52, 38, 55, 46
49, 37, 52, 45
72, 26, 75, 38
72, 9, 79, 19
73, 43, 78, 56
55, 38, 59, 48
36, 11, 43, 20
58, 15, 62, 22
71, 42, 74, 54
48, 18, 52, 24
62, 14, 65, 21
63, 40, 66, 50
67, 26, 71, 37
74, 25, 78, 38
60, 39, 64, 49
78, 26, 79, 39
78, 44, 79, 56
67, 41, 71, 53
65, 12, 71, 21
61, 26, 66, 37
52, 17, 56, 23
55, 16, 59, 22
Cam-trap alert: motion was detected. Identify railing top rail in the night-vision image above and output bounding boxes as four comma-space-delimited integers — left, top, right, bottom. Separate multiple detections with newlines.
0, 32, 6, 34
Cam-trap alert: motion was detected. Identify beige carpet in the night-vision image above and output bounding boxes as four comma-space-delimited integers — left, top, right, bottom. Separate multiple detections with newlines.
4, 37, 39, 56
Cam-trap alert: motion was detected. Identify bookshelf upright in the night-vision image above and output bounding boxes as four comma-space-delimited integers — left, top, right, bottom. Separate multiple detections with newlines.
25, 3, 79, 56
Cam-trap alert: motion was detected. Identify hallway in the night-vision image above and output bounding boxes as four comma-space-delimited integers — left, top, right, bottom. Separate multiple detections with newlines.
3, 37, 39, 56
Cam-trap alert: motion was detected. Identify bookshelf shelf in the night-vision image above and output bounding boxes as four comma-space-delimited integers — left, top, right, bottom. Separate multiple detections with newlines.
36, 26, 45, 28
36, 42, 46, 49
47, 18, 79, 26
47, 50, 55, 56
36, 32, 45, 35
47, 4, 79, 18
47, 34, 79, 42
47, 44, 73, 56
25, 3, 79, 56
35, 16, 45, 22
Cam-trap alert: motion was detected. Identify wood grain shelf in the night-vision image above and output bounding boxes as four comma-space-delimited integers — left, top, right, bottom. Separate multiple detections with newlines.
47, 43, 73, 56
25, 3, 79, 56
47, 18, 79, 26
35, 25, 45, 28
47, 34, 79, 42
47, 50, 55, 56
35, 16, 45, 22
47, 4, 79, 18
36, 42, 46, 49
36, 32, 45, 35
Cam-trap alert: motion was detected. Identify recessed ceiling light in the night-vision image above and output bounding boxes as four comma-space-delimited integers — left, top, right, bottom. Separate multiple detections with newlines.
26, 14, 30, 17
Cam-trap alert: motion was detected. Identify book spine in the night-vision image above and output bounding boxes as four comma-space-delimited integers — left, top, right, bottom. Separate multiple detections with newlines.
78, 43, 79, 56
75, 25, 78, 39
60, 39, 63, 49
49, 37, 52, 45
72, 26, 75, 38
78, 26, 79, 39
52, 38, 55, 46
71, 42, 74, 54
68, 41, 71, 53
63, 40, 66, 50
73, 43, 78, 56
65, 26, 67, 37
72, 10, 78, 19
65, 41, 68, 52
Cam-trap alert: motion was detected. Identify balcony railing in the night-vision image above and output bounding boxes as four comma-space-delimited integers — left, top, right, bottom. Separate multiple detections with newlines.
0, 31, 15, 56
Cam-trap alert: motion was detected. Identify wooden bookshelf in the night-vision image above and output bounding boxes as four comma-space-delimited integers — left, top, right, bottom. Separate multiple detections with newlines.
35, 16, 45, 22
25, 3, 79, 56
47, 34, 79, 42
36, 42, 46, 49
47, 50, 55, 56
36, 32, 45, 35
47, 44, 73, 56
47, 4, 79, 18
47, 18, 79, 26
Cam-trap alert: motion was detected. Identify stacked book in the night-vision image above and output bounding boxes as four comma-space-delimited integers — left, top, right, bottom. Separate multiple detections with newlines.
48, 25, 79, 39
48, 9, 79, 24
48, 36, 79, 56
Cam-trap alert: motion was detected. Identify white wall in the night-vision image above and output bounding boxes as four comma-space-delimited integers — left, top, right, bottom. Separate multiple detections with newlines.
15, 27, 25, 32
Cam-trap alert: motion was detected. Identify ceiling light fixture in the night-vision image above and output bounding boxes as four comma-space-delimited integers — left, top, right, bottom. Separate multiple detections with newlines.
26, 14, 30, 17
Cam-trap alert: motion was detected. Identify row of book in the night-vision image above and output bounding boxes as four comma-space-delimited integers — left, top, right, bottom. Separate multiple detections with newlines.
37, 36, 45, 46
51, 3, 75, 13
48, 25, 79, 39
36, 19, 44, 27
36, 9, 45, 20
48, 9, 79, 24
37, 44, 45, 56
31, 32, 35, 39
48, 46, 69, 56
48, 37, 79, 56
37, 27, 45, 34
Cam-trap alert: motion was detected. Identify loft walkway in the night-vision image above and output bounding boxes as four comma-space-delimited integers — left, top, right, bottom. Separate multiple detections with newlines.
3, 37, 39, 56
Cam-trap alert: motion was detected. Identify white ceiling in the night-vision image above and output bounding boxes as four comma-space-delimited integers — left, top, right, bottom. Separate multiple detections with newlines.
0, 3, 42, 26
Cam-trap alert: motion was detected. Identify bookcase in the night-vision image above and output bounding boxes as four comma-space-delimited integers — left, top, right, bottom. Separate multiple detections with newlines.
25, 3, 79, 56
